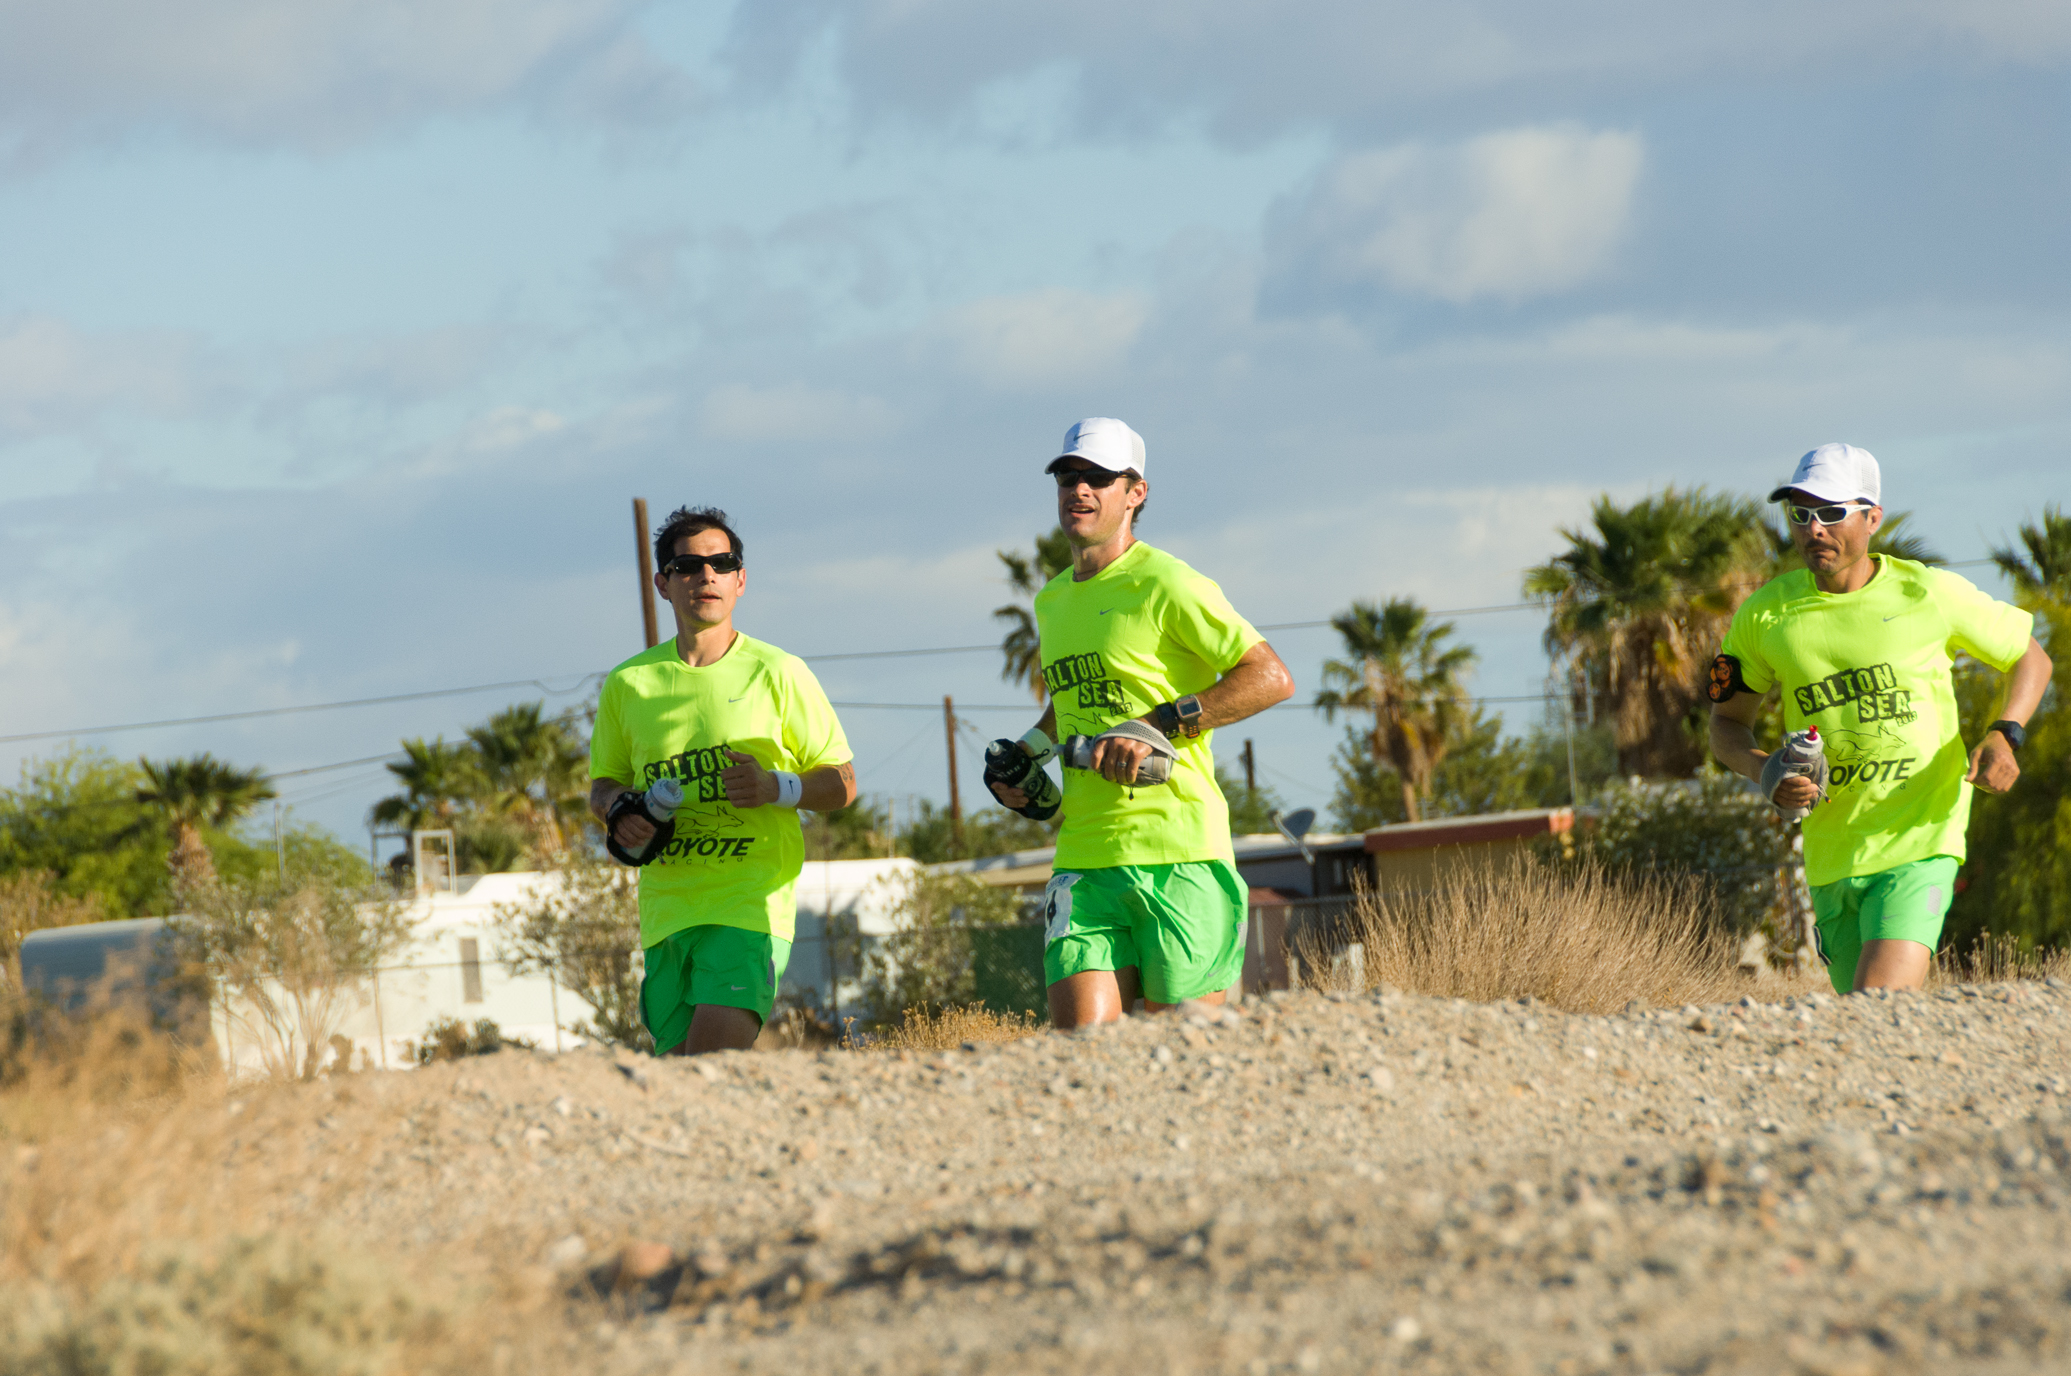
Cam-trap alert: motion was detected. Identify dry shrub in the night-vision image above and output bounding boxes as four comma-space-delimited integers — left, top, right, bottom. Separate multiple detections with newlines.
0, 1236, 448, 1376
1931, 932, 2071, 987
1299, 856, 1824, 1013
850, 1003, 1043, 1052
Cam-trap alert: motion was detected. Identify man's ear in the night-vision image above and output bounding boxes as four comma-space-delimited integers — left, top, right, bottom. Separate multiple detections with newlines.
1865, 505, 1884, 535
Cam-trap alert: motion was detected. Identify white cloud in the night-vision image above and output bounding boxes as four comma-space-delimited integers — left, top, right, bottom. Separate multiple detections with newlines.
0, 0, 693, 153
1270, 126, 1643, 305
933, 288, 1149, 388
701, 382, 898, 442
0, 316, 204, 435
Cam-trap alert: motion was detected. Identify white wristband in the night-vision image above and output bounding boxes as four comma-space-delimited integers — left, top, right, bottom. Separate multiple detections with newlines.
772, 771, 803, 808
1019, 728, 1056, 767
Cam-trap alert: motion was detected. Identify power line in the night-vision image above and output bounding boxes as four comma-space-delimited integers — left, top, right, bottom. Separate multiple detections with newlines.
0, 561, 2015, 748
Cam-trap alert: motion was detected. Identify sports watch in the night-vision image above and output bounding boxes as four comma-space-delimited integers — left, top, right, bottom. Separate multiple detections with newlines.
1151, 694, 1204, 740
1989, 719, 2026, 753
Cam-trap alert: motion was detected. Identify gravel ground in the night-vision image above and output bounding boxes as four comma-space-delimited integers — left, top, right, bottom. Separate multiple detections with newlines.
209, 979, 2071, 1374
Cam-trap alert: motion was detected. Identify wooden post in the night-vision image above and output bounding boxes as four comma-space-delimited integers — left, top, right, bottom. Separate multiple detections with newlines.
633, 498, 659, 649
1241, 738, 1256, 793
944, 696, 964, 852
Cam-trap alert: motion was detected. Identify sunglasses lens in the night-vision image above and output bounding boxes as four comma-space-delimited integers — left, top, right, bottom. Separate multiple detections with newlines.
668, 554, 740, 576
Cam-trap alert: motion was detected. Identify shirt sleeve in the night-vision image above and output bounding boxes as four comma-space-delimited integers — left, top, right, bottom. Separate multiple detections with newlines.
1928, 569, 2034, 672
1717, 597, 1775, 695
588, 674, 632, 782
1161, 568, 1265, 675
778, 657, 853, 774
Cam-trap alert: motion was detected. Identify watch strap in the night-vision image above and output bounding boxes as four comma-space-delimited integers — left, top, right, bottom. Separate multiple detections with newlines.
1989, 719, 2026, 753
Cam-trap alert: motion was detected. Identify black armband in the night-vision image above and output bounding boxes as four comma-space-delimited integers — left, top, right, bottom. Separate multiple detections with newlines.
1706, 654, 1751, 704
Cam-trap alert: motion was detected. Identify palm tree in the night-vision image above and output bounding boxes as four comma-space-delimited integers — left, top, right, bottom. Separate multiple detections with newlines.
1992, 504, 2071, 607
1312, 599, 1476, 824
370, 737, 480, 832
466, 703, 587, 859
1525, 488, 1769, 778
136, 754, 276, 885
992, 526, 1074, 701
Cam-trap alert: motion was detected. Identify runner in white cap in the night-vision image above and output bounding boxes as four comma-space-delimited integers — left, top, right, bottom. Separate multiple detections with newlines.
984, 418, 1296, 1026
1707, 445, 2051, 992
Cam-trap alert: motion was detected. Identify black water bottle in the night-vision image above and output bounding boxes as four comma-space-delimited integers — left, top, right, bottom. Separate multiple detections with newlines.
983, 739, 1062, 820
606, 777, 685, 866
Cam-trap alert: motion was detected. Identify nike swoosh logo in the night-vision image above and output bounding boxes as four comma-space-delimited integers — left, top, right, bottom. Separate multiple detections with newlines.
1882, 616, 1901, 622
1098, 609, 1114, 615
729, 985, 746, 991
729, 695, 746, 702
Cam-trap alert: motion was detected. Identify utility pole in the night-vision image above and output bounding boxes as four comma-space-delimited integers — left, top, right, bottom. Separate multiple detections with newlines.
632, 498, 659, 649
943, 695, 964, 852
1241, 739, 1256, 794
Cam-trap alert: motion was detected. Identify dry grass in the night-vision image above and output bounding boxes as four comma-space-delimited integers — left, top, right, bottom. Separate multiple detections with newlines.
1297, 857, 1825, 1013
846, 1003, 1045, 1052
1931, 932, 2071, 987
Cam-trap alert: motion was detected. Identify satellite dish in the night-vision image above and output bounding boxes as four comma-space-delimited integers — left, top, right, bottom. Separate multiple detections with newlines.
1271, 807, 1317, 865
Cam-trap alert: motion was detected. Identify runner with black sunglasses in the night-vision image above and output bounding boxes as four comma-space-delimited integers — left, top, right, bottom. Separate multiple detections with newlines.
986, 418, 1296, 1027
1708, 445, 2051, 993
587, 506, 856, 1054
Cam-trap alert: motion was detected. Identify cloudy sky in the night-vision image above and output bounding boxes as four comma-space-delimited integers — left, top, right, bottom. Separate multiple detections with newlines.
3, 1, 2067, 852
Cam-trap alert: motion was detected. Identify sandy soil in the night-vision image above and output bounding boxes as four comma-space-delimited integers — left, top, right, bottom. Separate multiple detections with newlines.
27, 979, 2071, 1375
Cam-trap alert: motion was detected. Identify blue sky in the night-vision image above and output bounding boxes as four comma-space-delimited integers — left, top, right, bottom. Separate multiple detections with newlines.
3, 1, 2067, 853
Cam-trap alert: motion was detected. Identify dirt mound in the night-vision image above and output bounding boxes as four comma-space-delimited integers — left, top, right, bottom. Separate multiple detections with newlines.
7, 980, 2069, 1374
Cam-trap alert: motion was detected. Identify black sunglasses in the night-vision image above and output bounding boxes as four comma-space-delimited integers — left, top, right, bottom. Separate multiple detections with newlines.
662, 552, 743, 577
1052, 468, 1126, 489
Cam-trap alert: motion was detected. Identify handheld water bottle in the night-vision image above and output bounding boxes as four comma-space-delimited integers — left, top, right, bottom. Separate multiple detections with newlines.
1759, 727, 1828, 822
605, 776, 685, 866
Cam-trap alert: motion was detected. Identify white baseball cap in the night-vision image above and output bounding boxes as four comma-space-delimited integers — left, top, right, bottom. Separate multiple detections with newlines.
1769, 443, 1881, 506
1048, 417, 1145, 478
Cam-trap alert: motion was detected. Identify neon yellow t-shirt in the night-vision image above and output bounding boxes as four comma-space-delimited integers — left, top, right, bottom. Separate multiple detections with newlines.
589, 633, 851, 946
1034, 541, 1264, 870
1717, 557, 2032, 885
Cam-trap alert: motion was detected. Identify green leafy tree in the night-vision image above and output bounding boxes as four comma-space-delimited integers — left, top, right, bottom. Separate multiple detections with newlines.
0, 749, 169, 916
136, 754, 277, 885
1950, 505, 2071, 951
992, 527, 1074, 701
1327, 710, 1614, 831
1313, 599, 1476, 824
800, 797, 896, 860
897, 801, 1057, 863
848, 869, 1028, 1026
1572, 774, 1792, 936
1215, 762, 1285, 836
370, 737, 480, 832
1525, 488, 1769, 778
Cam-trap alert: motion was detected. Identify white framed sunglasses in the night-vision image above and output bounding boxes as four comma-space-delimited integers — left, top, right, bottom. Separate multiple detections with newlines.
1783, 499, 1873, 527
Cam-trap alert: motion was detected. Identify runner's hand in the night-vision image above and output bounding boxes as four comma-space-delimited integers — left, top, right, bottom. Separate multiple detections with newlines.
1088, 719, 1157, 785
1754, 750, 1821, 809
1964, 733, 2020, 793
988, 779, 1030, 809
612, 812, 656, 848
721, 749, 779, 807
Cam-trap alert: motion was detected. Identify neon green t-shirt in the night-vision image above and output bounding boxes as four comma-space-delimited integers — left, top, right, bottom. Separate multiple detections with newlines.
589, 633, 851, 946
1717, 557, 2032, 886
1034, 541, 1264, 870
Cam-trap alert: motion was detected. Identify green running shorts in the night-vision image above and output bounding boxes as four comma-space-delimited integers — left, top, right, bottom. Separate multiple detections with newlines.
1810, 854, 1957, 994
639, 923, 790, 1053
1041, 860, 1246, 1005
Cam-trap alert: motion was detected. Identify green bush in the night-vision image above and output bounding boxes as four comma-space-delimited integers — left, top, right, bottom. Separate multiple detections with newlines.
843, 870, 1032, 1027
1572, 772, 1791, 934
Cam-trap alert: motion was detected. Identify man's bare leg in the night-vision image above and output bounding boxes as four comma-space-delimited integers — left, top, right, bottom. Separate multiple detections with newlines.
1145, 988, 1226, 1013
1854, 939, 1932, 993
665, 1004, 762, 1055
1049, 968, 1141, 1029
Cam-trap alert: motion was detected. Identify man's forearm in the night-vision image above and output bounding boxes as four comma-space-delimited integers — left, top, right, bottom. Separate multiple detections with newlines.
1999, 637, 2053, 725
800, 761, 857, 812
1708, 714, 1765, 782
1192, 644, 1295, 730
588, 777, 631, 823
